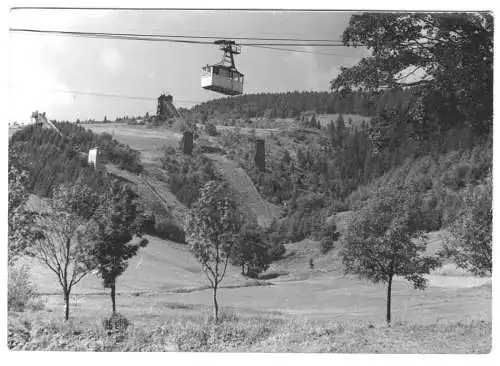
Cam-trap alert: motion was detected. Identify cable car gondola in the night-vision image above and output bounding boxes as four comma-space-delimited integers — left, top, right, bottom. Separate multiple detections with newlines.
201, 40, 244, 96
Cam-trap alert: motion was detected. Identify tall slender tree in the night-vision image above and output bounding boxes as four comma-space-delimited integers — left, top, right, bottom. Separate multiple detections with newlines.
91, 181, 148, 313
186, 180, 241, 322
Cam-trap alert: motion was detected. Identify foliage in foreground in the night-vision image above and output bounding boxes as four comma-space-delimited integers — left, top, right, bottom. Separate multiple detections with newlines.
8, 312, 491, 353
8, 266, 43, 312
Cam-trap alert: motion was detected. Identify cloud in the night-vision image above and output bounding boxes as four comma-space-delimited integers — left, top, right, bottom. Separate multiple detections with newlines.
9, 34, 73, 122
282, 47, 341, 90
100, 48, 124, 74
10, 82, 74, 123
309, 65, 341, 90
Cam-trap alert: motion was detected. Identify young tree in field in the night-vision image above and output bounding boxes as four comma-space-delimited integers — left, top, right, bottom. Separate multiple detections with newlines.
340, 187, 441, 326
441, 178, 492, 276
91, 181, 148, 313
30, 183, 101, 320
231, 223, 271, 278
186, 180, 241, 322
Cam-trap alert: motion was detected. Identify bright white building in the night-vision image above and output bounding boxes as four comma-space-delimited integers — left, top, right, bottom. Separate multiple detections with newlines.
88, 148, 98, 167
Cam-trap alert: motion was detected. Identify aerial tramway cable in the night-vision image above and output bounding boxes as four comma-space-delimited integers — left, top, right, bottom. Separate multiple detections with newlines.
9, 28, 348, 48
10, 28, 361, 58
10, 27, 343, 44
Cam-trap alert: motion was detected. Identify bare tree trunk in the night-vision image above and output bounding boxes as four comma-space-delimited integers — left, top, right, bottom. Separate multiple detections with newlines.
213, 284, 219, 323
111, 282, 116, 313
64, 291, 70, 321
386, 275, 393, 327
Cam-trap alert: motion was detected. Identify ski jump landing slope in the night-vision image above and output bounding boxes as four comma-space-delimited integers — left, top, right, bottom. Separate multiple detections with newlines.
204, 153, 280, 228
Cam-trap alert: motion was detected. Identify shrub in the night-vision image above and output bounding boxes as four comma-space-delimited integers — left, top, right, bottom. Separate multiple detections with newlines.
102, 313, 130, 335
205, 123, 218, 136
172, 118, 189, 133
8, 316, 32, 349
153, 216, 186, 243
273, 193, 328, 242
441, 163, 471, 189
319, 216, 340, 242
141, 206, 185, 243
164, 146, 177, 156
140, 210, 156, 233
8, 265, 41, 312
320, 237, 335, 254
231, 223, 271, 277
269, 241, 286, 261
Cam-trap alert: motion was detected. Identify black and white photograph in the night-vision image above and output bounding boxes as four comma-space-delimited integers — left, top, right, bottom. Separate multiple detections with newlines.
5, 2, 494, 355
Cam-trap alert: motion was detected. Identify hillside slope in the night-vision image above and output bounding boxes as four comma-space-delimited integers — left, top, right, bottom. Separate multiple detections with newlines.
86, 124, 280, 229
106, 164, 187, 229
204, 153, 281, 227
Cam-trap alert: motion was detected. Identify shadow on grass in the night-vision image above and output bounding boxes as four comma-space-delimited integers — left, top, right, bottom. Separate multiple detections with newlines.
258, 271, 288, 280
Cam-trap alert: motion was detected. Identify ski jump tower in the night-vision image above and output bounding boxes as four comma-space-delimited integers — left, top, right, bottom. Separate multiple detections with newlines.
31, 111, 62, 136
156, 93, 195, 155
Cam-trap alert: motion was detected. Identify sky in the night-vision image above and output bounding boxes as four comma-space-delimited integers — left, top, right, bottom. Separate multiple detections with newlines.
8, 9, 370, 123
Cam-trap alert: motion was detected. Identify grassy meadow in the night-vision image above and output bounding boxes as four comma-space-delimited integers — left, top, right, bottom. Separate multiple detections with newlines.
11, 234, 492, 352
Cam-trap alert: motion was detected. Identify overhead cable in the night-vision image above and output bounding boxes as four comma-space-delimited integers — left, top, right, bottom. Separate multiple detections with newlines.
11, 28, 365, 57
246, 44, 362, 58
10, 28, 345, 47
11, 86, 203, 104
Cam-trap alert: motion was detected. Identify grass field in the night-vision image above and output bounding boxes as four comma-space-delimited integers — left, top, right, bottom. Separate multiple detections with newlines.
11, 243, 492, 352
22, 234, 491, 326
